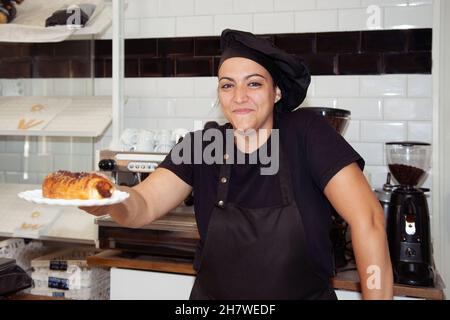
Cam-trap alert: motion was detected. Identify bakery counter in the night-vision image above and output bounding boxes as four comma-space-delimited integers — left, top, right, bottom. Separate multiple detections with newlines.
90, 208, 446, 300
331, 266, 445, 300
88, 249, 195, 275
0, 183, 97, 245
87, 249, 445, 300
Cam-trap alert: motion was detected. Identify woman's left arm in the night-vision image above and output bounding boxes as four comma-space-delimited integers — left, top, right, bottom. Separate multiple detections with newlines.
324, 162, 394, 300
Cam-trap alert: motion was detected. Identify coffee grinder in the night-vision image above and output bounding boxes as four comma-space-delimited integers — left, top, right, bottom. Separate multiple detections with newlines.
386, 142, 434, 287
301, 107, 351, 271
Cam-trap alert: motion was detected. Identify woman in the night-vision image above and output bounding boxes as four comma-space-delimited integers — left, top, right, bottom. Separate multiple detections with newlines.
82, 29, 393, 300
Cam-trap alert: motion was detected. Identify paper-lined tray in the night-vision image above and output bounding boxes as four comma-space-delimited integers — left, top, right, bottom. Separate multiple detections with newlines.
12, 206, 62, 239
0, 184, 97, 243
0, 96, 111, 137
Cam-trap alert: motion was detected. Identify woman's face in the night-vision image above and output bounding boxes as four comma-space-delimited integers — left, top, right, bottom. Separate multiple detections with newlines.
218, 57, 281, 133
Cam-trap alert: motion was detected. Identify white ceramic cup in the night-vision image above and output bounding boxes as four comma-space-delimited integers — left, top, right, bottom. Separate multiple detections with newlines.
120, 128, 140, 151
135, 129, 155, 152
155, 129, 175, 153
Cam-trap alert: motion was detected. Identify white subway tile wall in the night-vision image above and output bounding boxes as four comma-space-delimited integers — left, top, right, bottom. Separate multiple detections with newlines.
232, 0, 274, 14
194, 0, 234, 16
383, 98, 432, 120
350, 142, 385, 166
274, 0, 316, 12
384, 4, 433, 29
53, 154, 94, 172
408, 75, 433, 97
0, 74, 433, 188
407, 121, 432, 143
0, 131, 95, 185
0, 0, 434, 191
0, 138, 5, 153
360, 0, 408, 7
318, 0, 363, 9
0, 153, 22, 172
5, 172, 39, 184
125, 19, 141, 38
339, 8, 378, 31
194, 78, 219, 98
336, 98, 383, 120
140, 17, 177, 38
315, 76, 360, 97
176, 16, 214, 37
253, 12, 295, 34
125, 0, 158, 19
303, 97, 337, 109
158, 0, 195, 17
295, 10, 339, 33
360, 120, 407, 141
96, 0, 432, 39
213, 14, 253, 35
408, 0, 432, 5
360, 75, 408, 97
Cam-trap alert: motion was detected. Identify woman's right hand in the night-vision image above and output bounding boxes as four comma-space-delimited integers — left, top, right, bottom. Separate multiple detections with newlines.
80, 168, 193, 228
78, 185, 128, 217
78, 204, 114, 217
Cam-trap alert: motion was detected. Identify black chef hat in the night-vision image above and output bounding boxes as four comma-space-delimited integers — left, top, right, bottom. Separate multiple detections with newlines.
219, 29, 311, 113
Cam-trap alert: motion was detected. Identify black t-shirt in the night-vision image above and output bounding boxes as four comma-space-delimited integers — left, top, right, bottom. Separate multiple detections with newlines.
159, 108, 365, 281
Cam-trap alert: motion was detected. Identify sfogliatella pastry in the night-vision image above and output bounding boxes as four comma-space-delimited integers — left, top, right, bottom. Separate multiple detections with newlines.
42, 171, 115, 200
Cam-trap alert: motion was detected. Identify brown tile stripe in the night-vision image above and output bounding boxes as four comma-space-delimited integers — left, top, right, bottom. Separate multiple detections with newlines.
0, 29, 431, 79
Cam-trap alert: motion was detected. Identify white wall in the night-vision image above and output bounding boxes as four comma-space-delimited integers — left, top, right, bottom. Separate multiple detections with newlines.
432, 0, 450, 299
0, 4, 434, 193
95, 74, 433, 191
98, 0, 433, 39
103, 0, 433, 192
0, 73, 433, 193
0, 0, 435, 186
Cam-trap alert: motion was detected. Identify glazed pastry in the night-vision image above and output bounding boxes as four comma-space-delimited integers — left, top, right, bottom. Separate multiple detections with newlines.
42, 170, 114, 200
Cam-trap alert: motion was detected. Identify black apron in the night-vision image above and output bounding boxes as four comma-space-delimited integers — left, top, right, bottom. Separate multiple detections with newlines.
190, 143, 337, 300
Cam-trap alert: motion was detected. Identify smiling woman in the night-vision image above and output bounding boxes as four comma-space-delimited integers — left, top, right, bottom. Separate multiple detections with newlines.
217, 58, 281, 136
79, 29, 393, 301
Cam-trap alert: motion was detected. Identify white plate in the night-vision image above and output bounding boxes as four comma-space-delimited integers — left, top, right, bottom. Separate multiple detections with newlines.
17, 189, 130, 207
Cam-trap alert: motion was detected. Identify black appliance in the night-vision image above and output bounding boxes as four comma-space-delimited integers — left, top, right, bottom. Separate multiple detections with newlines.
97, 149, 197, 258
385, 141, 434, 287
375, 173, 395, 227
0, 258, 32, 298
301, 107, 351, 271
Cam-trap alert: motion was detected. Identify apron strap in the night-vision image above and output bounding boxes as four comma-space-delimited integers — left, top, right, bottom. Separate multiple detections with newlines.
215, 157, 232, 209
215, 136, 296, 208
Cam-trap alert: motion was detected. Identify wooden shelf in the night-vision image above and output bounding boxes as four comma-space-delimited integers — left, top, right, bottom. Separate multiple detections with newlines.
0, 96, 111, 137
331, 267, 445, 300
88, 250, 446, 300
6, 293, 67, 300
87, 249, 196, 275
